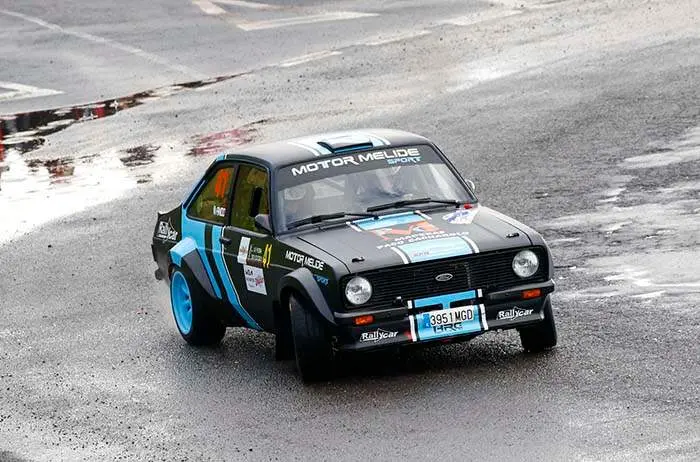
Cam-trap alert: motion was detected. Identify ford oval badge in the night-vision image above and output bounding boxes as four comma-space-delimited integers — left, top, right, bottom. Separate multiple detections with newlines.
435, 273, 453, 282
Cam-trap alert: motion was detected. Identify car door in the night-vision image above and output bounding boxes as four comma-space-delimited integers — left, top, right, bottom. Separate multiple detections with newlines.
183, 162, 263, 331
215, 162, 277, 331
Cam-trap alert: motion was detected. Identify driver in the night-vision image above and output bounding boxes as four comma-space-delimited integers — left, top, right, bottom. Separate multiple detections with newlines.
283, 184, 310, 226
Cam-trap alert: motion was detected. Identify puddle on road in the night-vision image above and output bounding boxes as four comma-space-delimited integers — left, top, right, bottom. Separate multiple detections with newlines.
187, 120, 266, 157
119, 144, 160, 167
543, 125, 700, 302
0, 74, 260, 245
623, 126, 700, 169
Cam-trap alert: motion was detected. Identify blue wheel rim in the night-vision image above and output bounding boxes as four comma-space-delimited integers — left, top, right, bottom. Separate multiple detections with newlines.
171, 271, 193, 335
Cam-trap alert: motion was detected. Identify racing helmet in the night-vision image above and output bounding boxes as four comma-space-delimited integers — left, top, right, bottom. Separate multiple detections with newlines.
284, 185, 307, 202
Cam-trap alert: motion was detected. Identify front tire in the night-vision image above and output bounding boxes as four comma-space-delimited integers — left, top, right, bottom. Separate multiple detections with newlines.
518, 296, 557, 353
289, 294, 334, 382
170, 267, 226, 346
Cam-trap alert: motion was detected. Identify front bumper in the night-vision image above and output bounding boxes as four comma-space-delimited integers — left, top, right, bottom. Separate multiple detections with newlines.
333, 280, 554, 352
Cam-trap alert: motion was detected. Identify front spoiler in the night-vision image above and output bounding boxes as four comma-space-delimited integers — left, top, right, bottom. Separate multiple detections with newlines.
334, 281, 554, 352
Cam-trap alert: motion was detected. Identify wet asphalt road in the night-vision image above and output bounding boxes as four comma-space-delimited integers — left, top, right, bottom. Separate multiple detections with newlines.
1, 0, 700, 460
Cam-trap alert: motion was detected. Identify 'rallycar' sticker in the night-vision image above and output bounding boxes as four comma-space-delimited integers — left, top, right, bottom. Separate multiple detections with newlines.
359, 329, 398, 343
497, 307, 533, 321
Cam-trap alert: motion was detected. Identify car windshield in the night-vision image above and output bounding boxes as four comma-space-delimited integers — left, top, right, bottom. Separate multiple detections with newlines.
275, 145, 474, 231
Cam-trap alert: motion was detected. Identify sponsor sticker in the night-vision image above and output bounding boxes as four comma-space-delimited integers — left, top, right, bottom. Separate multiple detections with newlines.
360, 329, 398, 343
442, 208, 479, 225
262, 244, 272, 269
243, 265, 267, 295
156, 220, 178, 242
398, 236, 474, 262
369, 220, 440, 241
213, 205, 226, 218
237, 237, 250, 264
291, 148, 422, 176
285, 250, 324, 271
314, 274, 329, 286
247, 243, 273, 269
497, 307, 534, 321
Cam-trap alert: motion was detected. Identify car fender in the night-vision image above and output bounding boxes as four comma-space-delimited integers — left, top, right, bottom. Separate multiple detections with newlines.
169, 237, 218, 299
279, 267, 336, 327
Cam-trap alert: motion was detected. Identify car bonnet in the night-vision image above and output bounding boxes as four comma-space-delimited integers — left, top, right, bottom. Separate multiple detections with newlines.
295, 205, 532, 273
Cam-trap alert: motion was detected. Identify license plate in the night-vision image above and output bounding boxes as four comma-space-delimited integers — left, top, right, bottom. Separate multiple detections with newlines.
415, 305, 483, 341
424, 306, 475, 328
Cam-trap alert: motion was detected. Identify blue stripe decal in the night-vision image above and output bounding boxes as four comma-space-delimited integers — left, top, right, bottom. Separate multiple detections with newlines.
181, 215, 222, 299
353, 212, 423, 230
414, 290, 477, 309
170, 237, 197, 267
398, 236, 473, 263
333, 143, 374, 153
210, 227, 262, 330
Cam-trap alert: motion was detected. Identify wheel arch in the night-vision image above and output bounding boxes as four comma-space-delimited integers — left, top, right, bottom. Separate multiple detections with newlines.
169, 237, 218, 300
278, 267, 336, 327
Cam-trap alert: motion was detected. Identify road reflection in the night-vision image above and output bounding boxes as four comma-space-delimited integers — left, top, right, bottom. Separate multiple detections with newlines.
0, 74, 260, 244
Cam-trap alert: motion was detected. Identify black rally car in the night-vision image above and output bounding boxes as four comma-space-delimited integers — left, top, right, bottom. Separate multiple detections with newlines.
152, 129, 557, 381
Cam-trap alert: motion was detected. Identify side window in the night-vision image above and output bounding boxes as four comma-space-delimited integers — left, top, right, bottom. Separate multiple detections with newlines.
189, 166, 236, 224
231, 164, 270, 231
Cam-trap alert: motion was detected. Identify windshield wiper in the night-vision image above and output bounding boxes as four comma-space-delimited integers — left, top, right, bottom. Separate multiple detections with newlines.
287, 212, 378, 230
366, 197, 461, 213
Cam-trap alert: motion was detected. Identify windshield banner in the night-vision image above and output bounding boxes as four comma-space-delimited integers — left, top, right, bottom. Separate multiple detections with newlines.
277, 144, 442, 189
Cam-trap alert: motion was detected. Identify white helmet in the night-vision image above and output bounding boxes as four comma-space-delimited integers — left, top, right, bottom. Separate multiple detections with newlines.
284, 185, 307, 201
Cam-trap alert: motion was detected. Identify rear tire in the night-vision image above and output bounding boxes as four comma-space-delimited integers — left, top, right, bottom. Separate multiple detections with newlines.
518, 296, 557, 353
170, 266, 226, 346
289, 294, 334, 382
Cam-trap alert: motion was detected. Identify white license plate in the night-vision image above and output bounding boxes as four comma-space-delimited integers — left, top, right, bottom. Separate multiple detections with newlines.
425, 306, 476, 327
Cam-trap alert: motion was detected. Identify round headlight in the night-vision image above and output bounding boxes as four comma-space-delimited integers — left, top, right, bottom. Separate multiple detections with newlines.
512, 250, 539, 278
345, 277, 372, 305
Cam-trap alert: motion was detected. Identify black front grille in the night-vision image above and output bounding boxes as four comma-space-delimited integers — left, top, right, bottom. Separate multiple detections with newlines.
343, 247, 547, 310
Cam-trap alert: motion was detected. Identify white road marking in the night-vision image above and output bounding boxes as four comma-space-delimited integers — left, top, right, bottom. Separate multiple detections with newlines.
582, 436, 700, 462
278, 50, 342, 68
0, 81, 63, 102
0, 9, 205, 79
440, 8, 521, 27
236, 11, 378, 32
632, 291, 666, 299
214, 0, 279, 10
192, 0, 227, 15
362, 30, 431, 47
192, 0, 277, 15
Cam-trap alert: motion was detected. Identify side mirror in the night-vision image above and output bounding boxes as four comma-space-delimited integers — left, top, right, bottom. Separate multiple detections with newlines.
254, 214, 273, 234
466, 180, 476, 193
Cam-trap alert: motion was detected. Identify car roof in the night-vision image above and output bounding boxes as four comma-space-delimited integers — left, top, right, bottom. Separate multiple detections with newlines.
218, 128, 432, 168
